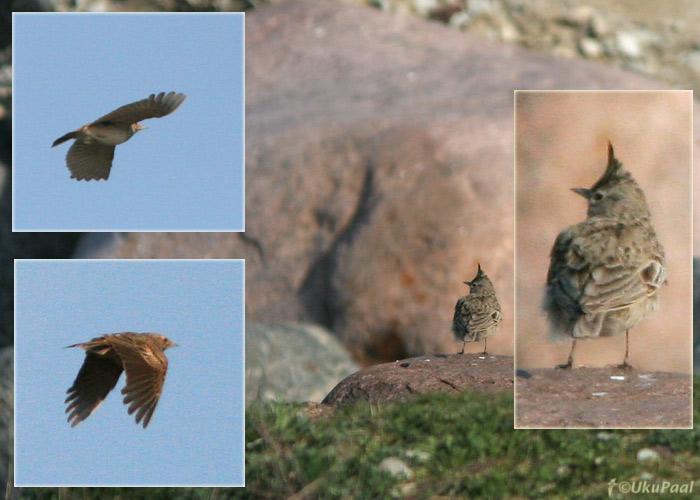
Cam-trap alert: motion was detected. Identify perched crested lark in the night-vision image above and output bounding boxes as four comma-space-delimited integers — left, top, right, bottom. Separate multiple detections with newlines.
52, 92, 186, 181
544, 142, 666, 369
452, 264, 502, 354
65, 332, 177, 428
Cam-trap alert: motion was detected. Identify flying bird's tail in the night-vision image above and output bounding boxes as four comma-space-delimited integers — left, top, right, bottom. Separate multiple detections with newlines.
52, 131, 77, 147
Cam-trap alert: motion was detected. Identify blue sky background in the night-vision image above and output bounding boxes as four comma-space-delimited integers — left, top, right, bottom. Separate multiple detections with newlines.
14, 260, 244, 486
12, 13, 244, 231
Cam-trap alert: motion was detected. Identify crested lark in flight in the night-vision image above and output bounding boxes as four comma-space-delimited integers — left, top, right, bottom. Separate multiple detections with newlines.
65, 332, 177, 428
52, 92, 186, 181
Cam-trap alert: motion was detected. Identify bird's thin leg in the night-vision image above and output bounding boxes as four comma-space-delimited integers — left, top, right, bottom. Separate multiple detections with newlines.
617, 330, 634, 370
556, 339, 576, 369
458, 341, 465, 355
481, 339, 488, 355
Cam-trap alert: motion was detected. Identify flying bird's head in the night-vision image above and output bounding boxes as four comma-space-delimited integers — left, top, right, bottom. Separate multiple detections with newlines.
143, 333, 177, 350
131, 123, 147, 134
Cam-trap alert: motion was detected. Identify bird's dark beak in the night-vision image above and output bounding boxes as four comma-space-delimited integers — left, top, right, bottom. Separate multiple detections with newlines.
463, 281, 472, 286
571, 187, 590, 199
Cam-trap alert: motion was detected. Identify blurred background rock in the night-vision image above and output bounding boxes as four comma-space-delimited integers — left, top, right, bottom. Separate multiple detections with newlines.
2, 0, 700, 491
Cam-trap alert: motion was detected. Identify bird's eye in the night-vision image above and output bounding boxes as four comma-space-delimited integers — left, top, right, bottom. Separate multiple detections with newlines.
591, 192, 604, 202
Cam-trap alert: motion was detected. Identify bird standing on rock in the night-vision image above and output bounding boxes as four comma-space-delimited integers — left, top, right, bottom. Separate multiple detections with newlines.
52, 92, 186, 181
452, 264, 502, 355
544, 142, 666, 370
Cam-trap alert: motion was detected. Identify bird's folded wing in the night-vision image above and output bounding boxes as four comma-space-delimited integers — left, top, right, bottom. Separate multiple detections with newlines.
468, 308, 500, 331
580, 259, 665, 313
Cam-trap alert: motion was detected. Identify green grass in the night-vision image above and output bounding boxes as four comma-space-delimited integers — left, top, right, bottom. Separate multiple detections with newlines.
18, 378, 700, 499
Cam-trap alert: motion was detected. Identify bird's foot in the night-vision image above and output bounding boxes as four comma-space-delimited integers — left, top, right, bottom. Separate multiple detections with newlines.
616, 362, 634, 371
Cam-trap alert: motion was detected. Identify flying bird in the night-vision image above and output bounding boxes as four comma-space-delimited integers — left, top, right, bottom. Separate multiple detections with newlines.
52, 92, 186, 181
65, 332, 177, 428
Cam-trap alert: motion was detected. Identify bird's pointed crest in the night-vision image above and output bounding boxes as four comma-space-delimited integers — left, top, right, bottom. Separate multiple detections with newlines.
464, 263, 486, 287
590, 141, 633, 190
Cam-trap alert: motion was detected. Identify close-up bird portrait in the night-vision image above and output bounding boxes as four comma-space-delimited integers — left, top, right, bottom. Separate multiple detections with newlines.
65, 332, 177, 428
52, 92, 186, 181
543, 142, 666, 370
515, 90, 691, 430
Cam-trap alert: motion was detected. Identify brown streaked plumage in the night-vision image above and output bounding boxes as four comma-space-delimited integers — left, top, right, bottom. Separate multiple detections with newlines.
52, 92, 186, 181
65, 332, 177, 428
452, 264, 502, 355
544, 143, 666, 370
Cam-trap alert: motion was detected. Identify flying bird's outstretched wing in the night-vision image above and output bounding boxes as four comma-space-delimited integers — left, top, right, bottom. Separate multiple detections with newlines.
93, 92, 187, 124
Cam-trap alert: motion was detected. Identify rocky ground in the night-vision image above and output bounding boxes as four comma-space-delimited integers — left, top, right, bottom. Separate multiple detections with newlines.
516, 367, 692, 428
322, 353, 513, 407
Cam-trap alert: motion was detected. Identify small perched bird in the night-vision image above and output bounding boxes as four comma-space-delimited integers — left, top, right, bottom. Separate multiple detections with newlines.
65, 332, 177, 428
52, 92, 186, 181
544, 142, 666, 369
452, 264, 502, 354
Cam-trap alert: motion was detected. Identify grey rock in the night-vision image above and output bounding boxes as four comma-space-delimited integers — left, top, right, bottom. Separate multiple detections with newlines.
616, 31, 643, 58
578, 37, 604, 58
636, 448, 660, 463
378, 457, 412, 478
448, 10, 471, 28
245, 322, 359, 404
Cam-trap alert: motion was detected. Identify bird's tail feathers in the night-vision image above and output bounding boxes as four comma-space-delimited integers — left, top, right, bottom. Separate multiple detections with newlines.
52, 131, 77, 147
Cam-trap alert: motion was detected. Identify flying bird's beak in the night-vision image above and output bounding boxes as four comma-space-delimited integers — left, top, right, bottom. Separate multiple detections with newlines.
571, 187, 590, 199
